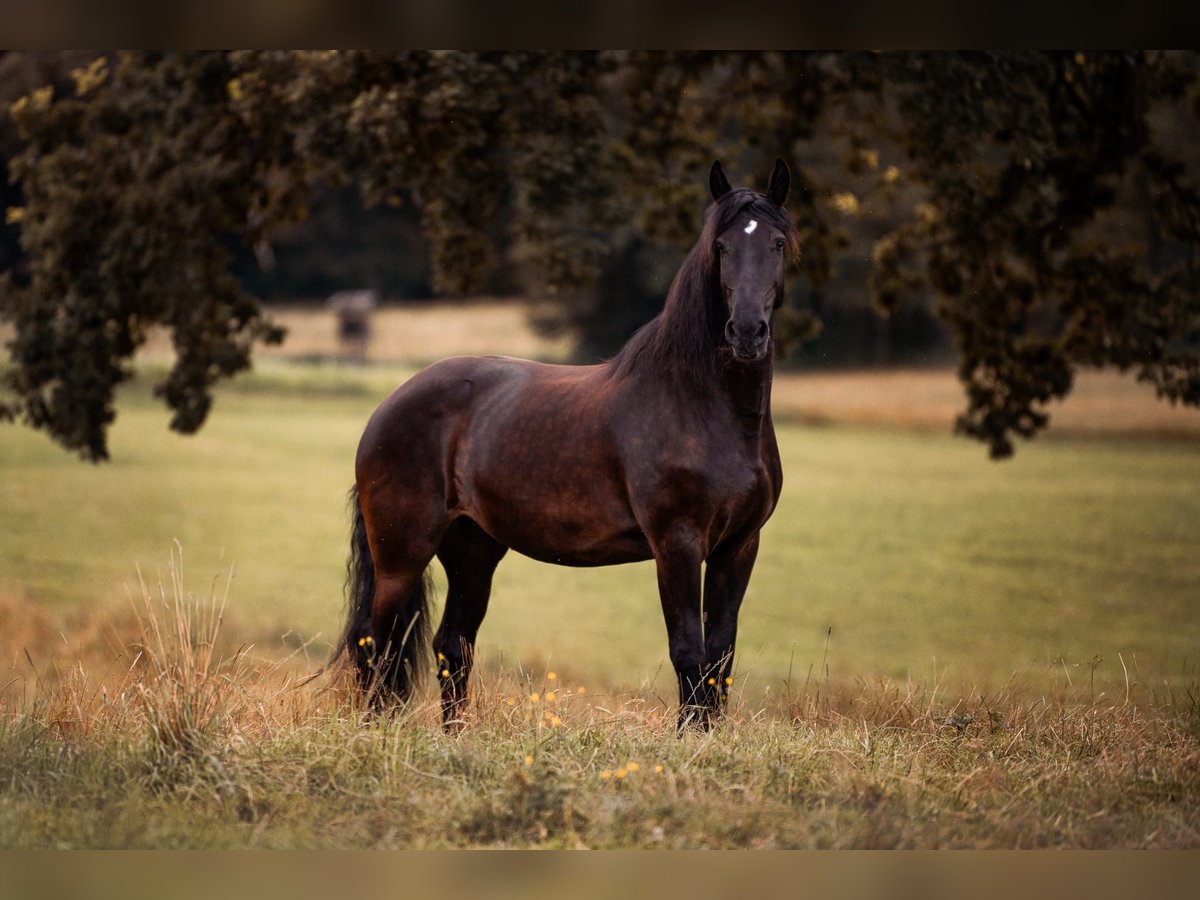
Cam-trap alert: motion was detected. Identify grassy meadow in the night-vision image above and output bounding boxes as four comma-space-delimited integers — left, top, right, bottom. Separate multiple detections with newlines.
1, 302, 1198, 848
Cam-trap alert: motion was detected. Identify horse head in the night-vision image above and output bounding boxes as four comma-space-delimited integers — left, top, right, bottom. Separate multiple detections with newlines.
709, 159, 792, 363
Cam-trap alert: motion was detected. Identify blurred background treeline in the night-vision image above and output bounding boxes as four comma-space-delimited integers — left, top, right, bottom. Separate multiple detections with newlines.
0, 51, 957, 369
2, 51, 1198, 460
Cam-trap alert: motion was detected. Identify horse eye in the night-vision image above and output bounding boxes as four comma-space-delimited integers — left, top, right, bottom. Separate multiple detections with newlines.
774, 238, 786, 251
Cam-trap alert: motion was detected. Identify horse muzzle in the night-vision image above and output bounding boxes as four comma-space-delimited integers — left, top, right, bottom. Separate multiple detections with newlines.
725, 319, 770, 361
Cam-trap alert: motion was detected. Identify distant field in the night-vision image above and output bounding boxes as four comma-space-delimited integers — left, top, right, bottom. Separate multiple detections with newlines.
202, 301, 1200, 438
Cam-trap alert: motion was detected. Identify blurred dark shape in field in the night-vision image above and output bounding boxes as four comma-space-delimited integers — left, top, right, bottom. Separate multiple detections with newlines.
326, 288, 377, 363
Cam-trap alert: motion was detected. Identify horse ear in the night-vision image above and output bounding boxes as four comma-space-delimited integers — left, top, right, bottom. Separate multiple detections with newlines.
709, 160, 732, 201
767, 158, 790, 207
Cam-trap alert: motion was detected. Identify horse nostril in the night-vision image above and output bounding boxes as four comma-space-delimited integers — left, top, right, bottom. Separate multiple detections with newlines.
724, 321, 738, 344
755, 320, 768, 340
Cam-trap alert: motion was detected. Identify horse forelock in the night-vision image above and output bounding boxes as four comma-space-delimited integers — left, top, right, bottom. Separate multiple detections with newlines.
705, 189, 797, 255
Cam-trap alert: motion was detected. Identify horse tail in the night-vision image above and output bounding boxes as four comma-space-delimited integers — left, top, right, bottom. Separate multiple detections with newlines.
336, 485, 432, 702
337, 484, 375, 665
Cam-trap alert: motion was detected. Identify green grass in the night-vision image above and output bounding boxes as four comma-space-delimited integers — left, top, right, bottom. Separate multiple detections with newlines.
2, 358, 1198, 848
1, 360, 1196, 697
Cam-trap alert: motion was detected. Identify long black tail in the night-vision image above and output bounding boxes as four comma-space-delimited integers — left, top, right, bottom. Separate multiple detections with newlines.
337, 485, 432, 702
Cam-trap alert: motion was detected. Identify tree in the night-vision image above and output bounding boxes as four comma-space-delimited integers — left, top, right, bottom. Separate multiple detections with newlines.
2, 51, 612, 460
3, 51, 1198, 461
858, 52, 1200, 455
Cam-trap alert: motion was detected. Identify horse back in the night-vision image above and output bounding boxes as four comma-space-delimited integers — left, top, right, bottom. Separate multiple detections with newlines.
356, 356, 652, 566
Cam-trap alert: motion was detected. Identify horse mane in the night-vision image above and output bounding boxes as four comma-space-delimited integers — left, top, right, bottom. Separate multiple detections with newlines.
609, 188, 797, 384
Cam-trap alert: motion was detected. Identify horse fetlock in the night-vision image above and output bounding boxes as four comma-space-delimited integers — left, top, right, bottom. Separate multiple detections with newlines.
677, 666, 725, 713
677, 701, 717, 733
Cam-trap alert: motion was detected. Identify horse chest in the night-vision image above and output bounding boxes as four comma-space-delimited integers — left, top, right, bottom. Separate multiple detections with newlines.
699, 450, 773, 512
636, 430, 775, 530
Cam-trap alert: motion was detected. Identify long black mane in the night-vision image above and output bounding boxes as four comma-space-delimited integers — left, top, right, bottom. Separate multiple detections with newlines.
610, 188, 796, 383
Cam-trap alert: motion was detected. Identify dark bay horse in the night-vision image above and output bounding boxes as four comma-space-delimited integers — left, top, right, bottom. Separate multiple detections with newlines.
340, 159, 795, 730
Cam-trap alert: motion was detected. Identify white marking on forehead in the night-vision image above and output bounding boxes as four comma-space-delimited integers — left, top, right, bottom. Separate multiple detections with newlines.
744, 219, 758, 235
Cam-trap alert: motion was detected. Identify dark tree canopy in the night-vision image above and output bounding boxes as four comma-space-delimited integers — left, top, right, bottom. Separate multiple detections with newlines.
2, 51, 1198, 460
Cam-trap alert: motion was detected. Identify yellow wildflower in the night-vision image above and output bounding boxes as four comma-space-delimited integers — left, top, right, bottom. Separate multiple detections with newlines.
523, 755, 534, 767
707, 677, 716, 686
600, 769, 612, 780
6, 207, 25, 225
530, 692, 540, 703
882, 165, 900, 184
547, 671, 557, 681
615, 767, 628, 779
440, 669, 450, 678
550, 715, 562, 727
576, 686, 586, 695
627, 762, 640, 773
654, 765, 664, 774
545, 691, 556, 703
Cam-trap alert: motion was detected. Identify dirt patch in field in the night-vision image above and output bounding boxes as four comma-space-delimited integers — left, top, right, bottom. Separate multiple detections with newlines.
134, 298, 573, 366
771, 368, 1200, 438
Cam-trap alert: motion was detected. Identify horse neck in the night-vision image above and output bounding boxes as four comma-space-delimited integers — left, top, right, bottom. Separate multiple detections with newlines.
717, 348, 775, 435
650, 272, 776, 425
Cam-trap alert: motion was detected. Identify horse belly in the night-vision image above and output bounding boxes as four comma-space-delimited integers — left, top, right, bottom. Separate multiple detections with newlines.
505, 527, 653, 568
464, 466, 652, 566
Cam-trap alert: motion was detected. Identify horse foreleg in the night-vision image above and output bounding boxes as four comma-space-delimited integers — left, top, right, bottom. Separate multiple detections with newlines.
702, 534, 760, 716
652, 533, 713, 731
434, 518, 508, 730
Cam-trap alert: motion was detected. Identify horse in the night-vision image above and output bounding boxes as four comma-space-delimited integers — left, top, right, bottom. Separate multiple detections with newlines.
338, 159, 795, 731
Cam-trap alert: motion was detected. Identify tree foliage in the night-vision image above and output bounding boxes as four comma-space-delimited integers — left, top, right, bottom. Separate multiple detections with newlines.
859, 52, 1200, 455
2, 51, 1198, 460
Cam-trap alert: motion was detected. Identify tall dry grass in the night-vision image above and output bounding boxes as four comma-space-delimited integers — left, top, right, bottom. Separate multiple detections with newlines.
1, 548, 1197, 848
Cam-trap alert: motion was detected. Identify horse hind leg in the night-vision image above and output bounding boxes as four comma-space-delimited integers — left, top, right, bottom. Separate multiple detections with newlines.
344, 487, 443, 708
433, 517, 508, 729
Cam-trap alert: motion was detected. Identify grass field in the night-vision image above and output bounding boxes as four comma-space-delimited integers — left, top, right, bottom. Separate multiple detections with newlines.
3, 358, 1197, 694
1, 304, 1198, 847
